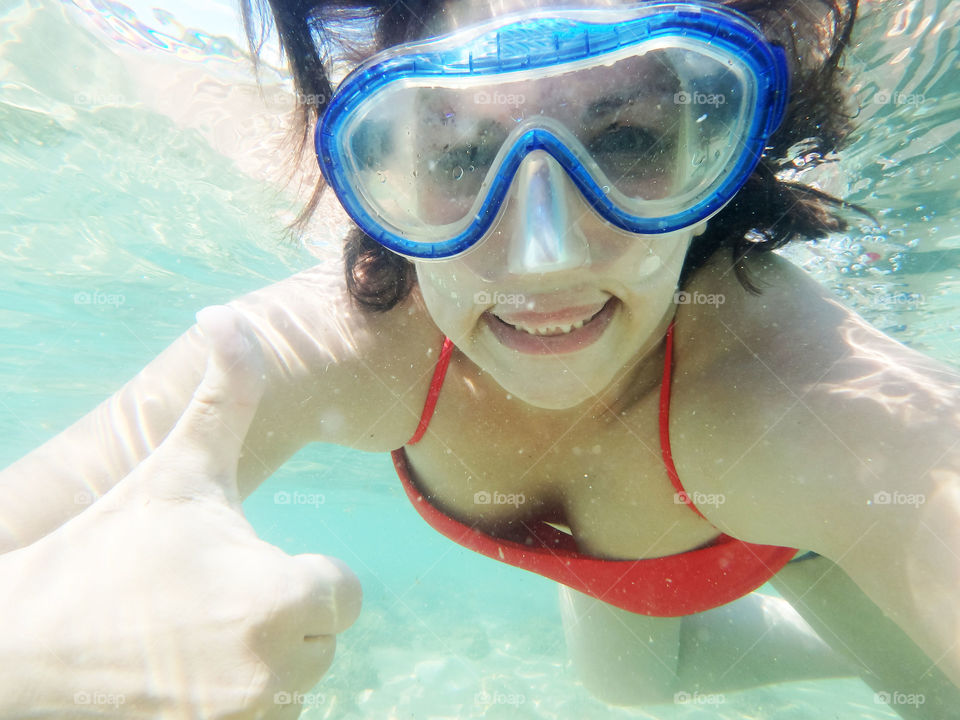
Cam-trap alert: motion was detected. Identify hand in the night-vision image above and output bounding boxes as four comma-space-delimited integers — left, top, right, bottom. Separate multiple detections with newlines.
1, 306, 361, 719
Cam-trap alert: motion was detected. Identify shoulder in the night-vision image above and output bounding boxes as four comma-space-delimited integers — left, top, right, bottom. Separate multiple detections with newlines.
668, 251, 960, 556
231, 255, 445, 451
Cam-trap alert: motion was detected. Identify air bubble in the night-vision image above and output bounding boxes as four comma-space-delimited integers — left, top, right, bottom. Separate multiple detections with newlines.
452, 166, 464, 181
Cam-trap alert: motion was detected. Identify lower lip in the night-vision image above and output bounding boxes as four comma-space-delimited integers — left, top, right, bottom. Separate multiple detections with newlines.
483, 298, 618, 355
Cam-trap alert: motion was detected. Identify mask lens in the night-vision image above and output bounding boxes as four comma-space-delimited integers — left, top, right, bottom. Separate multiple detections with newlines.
574, 44, 753, 218
414, 91, 511, 225
343, 90, 426, 235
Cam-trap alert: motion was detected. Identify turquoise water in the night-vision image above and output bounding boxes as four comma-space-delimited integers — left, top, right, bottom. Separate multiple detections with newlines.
1, 0, 958, 717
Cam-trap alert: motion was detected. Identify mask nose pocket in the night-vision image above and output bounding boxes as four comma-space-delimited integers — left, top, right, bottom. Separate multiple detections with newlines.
508, 150, 591, 275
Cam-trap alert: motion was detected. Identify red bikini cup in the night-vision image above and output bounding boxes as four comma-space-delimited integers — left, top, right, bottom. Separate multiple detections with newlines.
391, 324, 798, 616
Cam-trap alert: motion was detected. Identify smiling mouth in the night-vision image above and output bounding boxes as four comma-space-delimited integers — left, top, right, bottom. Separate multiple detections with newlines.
516, 319, 588, 336
500, 308, 604, 336
483, 297, 618, 354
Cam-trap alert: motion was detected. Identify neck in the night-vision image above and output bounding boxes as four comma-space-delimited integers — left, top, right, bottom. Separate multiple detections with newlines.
591, 309, 674, 418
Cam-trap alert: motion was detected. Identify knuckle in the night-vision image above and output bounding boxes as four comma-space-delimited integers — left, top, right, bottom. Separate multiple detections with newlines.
285, 554, 363, 634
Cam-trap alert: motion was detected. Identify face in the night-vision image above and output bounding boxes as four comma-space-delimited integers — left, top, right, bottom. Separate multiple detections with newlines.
416, 204, 703, 410
409, 0, 708, 410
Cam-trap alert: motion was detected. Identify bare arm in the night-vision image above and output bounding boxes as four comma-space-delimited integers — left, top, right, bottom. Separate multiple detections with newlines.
0, 321, 210, 553
772, 554, 960, 719
0, 306, 363, 718
674, 252, 960, 688
0, 262, 441, 554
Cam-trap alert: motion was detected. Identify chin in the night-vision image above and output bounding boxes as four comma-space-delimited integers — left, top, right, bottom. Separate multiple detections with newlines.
515, 388, 599, 410
486, 361, 614, 410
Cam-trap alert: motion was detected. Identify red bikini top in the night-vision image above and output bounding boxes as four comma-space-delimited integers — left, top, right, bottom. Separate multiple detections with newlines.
390, 323, 798, 616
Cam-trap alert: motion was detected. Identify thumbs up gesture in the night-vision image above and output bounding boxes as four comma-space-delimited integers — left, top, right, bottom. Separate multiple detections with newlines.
1, 306, 361, 719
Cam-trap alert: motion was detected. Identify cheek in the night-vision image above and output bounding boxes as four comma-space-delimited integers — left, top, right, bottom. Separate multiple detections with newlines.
415, 263, 479, 330
623, 248, 666, 279
598, 233, 688, 286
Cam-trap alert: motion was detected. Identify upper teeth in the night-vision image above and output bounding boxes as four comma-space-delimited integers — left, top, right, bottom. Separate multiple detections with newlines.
514, 318, 586, 336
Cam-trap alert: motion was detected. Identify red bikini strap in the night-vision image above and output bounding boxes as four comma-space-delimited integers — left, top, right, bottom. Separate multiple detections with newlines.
658, 321, 707, 520
410, 328, 701, 522
407, 336, 456, 445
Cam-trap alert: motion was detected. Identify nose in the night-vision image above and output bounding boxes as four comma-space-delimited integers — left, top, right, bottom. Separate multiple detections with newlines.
506, 150, 590, 275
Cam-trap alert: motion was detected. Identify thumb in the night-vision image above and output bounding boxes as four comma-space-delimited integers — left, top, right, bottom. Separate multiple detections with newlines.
146, 305, 267, 503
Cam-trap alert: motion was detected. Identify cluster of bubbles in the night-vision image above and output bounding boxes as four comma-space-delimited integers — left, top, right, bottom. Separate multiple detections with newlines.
790, 225, 913, 278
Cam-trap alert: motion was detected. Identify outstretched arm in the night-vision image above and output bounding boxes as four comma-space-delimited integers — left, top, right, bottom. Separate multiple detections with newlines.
0, 262, 438, 554
0, 305, 362, 718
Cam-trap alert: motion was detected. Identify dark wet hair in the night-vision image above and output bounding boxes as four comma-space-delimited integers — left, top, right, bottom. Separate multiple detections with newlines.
242, 0, 866, 309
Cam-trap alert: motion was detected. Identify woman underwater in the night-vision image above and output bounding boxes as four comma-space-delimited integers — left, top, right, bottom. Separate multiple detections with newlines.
1, 0, 959, 718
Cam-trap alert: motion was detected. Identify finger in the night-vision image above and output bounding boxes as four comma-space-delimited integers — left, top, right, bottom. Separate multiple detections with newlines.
152, 305, 267, 495
266, 659, 336, 720
284, 634, 337, 688
285, 554, 363, 636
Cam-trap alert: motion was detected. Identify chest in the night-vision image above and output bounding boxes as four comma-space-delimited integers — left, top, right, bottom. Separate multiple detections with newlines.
403, 364, 722, 559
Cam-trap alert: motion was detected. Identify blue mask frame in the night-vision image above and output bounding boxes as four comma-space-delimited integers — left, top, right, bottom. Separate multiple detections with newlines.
316, 2, 789, 259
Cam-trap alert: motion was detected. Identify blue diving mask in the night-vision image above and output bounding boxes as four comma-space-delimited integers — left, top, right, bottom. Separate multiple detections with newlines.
316, 1, 790, 260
